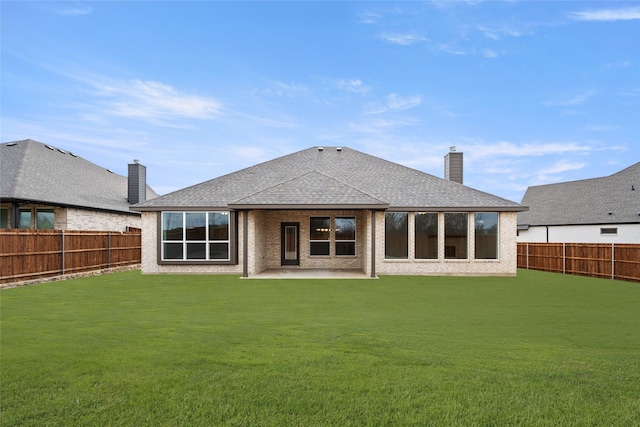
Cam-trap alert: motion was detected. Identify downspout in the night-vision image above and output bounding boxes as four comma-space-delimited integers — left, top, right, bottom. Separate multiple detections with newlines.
546, 225, 549, 243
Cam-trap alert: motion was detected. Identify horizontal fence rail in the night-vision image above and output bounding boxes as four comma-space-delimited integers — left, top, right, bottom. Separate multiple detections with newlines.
0, 229, 141, 284
518, 242, 640, 282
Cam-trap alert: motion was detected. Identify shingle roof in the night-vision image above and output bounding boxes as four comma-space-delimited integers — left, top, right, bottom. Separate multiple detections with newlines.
133, 146, 524, 212
518, 162, 640, 226
1, 139, 158, 214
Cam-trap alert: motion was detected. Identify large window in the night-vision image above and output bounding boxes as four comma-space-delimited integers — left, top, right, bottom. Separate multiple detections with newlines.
36, 209, 55, 230
444, 213, 468, 259
475, 213, 498, 259
0, 208, 7, 228
335, 217, 356, 256
310, 217, 330, 256
385, 212, 408, 259
161, 212, 230, 261
18, 209, 31, 229
415, 212, 438, 259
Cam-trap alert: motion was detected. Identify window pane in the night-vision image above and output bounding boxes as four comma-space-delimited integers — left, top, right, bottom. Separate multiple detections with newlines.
19, 210, 31, 229
186, 213, 206, 240
310, 217, 330, 240
1, 208, 8, 228
385, 212, 408, 259
445, 213, 468, 259
336, 241, 355, 256
36, 209, 55, 230
163, 213, 183, 240
335, 217, 356, 241
209, 243, 229, 260
209, 212, 229, 241
163, 243, 183, 260
475, 213, 498, 259
186, 242, 206, 259
310, 241, 330, 256
415, 213, 438, 259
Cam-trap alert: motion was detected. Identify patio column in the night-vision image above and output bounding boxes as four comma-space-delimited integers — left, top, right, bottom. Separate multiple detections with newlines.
242, 210, 249, 278
370, 210, 376, 278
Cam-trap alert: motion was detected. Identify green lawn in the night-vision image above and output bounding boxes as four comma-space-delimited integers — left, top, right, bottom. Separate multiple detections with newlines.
1, 270, 638, 426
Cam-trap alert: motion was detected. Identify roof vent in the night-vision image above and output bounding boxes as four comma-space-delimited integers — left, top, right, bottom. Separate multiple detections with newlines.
57, 148, 67, 154
318, 147, 324, 152
6, 142, 17, 147
45, 145, 55, 150
336, 147, 342, 152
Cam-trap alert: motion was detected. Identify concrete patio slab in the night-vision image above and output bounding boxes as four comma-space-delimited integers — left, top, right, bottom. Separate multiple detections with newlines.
246, 269, 375, 279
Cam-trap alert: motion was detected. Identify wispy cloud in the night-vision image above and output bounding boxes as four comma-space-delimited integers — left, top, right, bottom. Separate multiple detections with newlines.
567, 7, 640, 21
365, 93, 422, 114
260, 81, 309, 97
336, 79, 372, 94
543, 91, 596, 107
58, 6, 92, 16
95, 79, 222, 122
465, 140, 596, 158
378, 32, 428, 46
386, 93, 422, 111
476, 25, 524, 40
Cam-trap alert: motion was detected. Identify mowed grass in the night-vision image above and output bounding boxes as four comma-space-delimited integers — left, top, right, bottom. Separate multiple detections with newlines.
1, 270, 639, 426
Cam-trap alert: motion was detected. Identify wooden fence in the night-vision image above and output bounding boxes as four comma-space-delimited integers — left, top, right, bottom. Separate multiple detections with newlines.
517, 242, 640, 282
0, 229, 141, 284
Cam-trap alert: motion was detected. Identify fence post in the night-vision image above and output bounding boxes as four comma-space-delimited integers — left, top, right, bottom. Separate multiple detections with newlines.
612, 243, 615, 280
526, 242, 529, 270
61, 230, 65, 275
563, 243, 566, 275
108, 232, 112, 268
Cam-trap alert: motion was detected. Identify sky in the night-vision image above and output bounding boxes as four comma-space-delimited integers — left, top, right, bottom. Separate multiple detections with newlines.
2, 1, 639, 202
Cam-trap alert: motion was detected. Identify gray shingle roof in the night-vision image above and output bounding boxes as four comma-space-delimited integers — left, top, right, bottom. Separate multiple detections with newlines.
518, 162, 640, 226
133, 146, 524, 212
1, 139, 158, 214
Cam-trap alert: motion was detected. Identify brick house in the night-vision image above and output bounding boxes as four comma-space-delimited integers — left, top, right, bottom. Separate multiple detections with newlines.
132, 146, 526, 277
1, 139, 157, 232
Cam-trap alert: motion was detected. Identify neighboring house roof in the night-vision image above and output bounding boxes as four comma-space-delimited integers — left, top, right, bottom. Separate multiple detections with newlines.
133, 146, 524, 212
1, 139, 158, 214
518, 162, 640, 227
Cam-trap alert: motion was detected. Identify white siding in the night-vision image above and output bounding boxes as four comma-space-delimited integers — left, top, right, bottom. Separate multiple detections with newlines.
518, 224, 640, 243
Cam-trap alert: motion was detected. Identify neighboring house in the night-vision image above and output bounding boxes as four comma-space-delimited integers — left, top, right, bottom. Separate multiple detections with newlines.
1, 139, 157, 232
132, 146, 526, 277
517, 162, 640, 243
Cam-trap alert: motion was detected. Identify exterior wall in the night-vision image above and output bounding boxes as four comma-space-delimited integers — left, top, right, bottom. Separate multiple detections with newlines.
0, 203, 139, 231
375, 211, 518, 276
518, 223, 640, 244
250, 210, 367, 273
140, 211, 244, 275
65, 207, 141, 231
141, 209, 519, 277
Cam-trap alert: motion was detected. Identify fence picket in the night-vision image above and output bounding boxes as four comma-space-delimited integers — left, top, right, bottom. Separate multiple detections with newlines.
517, 242, 639, 282
0, 229, 141, 283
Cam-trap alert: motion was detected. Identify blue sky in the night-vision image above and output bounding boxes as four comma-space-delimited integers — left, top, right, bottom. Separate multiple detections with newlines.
2, 1, 639, 201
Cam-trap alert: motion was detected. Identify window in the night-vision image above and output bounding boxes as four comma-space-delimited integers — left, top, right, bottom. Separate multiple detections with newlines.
19, 209, 31, 229
36, 209, 55, 230
385, 212, 408, 259
600, 228, 617, 235
475, 212, 498, 259
335, 217, 356, 256
0, 208, 7, 228
415, 212, 438, 259
444, 213, 468, 259
161, 212, 230, 261
310, 217, 330, 256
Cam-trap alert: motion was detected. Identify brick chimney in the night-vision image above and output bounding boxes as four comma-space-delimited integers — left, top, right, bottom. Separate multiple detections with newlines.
128, 159, 147, 204
444, 146, 463, 184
